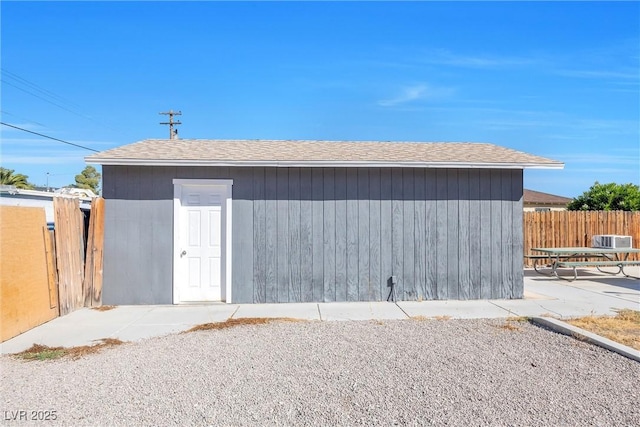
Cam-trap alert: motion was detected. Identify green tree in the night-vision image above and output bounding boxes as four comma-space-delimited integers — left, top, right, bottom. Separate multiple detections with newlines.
73, 165, 101, 194
0, 167, 35, 189
567, 182, 640, 211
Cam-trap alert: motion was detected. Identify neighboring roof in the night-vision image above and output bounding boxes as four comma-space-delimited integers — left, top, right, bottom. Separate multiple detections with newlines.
0, 186, 94, 224
523, 189, 572, 205
86, 139, 564, 169
55, 187, 97, 198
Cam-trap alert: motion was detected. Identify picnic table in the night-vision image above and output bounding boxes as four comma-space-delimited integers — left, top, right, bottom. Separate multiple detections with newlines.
529, 247, 640, 281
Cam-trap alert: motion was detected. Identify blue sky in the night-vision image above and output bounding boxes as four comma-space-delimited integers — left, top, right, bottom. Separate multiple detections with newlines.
1, 1, 638, 197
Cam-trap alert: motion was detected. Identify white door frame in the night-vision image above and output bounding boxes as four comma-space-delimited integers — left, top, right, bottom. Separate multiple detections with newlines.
173, 179, 233, 304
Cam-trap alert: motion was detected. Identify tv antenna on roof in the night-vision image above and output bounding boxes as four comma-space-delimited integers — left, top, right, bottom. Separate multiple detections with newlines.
159, 110, 182, 139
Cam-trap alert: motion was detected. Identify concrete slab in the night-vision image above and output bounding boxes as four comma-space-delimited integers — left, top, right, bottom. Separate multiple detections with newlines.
318, 302, 407, 321
1, 322, 121, 354
232, 303, 321, 320
135, 305, 238, 325
524, 276, 639, 306
109, 305, 240, 340
523, 289, 555, 300
0, 305, 239, 354
397, 300, 513, 319
48, 305, 154, 325
114, 324, 194, 342
1, 268, 637, 355
558, 279, 639, 304
491, 297, 638, 319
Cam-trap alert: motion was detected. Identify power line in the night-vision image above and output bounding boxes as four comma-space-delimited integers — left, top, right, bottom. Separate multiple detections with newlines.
1, 68, 82, 109
0, 110, 48, 128
0, 122, 99, 152
1, 79, 93, 119
1, 68, 123, 134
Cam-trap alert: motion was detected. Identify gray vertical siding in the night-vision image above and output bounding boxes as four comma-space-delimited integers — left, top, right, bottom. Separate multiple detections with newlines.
413, 169, 426, 301
288, 168, 301, 303
369, 169, 382, 301
379, 169, 393, 300
323, 168, 336, 302
299, 169, 314, 302
102, 166, 174, 304
253, 168, 266, 303
102, 165, 524, 304
265, 168, 278, 303
231, 167, 254, 303
334, 168, 347, 302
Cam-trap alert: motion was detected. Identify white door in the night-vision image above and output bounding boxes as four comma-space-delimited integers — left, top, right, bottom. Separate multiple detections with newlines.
177, 185, 224, 302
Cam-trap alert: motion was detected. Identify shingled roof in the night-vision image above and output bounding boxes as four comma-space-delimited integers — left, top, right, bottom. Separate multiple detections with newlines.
523, 189, 573, 205
86, 139, 563, 169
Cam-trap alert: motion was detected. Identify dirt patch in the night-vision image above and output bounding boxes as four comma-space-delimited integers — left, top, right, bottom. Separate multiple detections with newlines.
495, 322, 521, 331
566, 309, 640, 351
92, 305, 116, 312
184, 317, 306, 333
493, 317, 529, 332
506, 316, 529, 322
14, 338, 126, 361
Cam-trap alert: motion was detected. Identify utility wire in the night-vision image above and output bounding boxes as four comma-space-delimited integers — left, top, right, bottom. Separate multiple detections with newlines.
1, 68, 83, 109
1, 79, 92, 119
0, 110, 48, 128
1, 68, 123, 134
0, 122, 99, 152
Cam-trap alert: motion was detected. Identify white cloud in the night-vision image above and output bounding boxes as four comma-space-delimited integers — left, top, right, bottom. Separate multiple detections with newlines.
554, 69, 639, 80
377, 84, 454, 107
419, 49, 538, 69
475, 114, 638, 136
412, 47, 637, 85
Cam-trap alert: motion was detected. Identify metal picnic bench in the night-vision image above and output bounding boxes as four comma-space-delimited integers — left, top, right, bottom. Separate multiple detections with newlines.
529, 247, 640, 281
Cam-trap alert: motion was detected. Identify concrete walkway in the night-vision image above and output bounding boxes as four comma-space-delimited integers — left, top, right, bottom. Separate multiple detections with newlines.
2, 268, 638, 354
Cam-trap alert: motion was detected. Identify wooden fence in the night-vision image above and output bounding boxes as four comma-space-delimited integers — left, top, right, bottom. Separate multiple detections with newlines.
523, 210, 640, 266
1, 197, 105, 342
83, 197, 104, 307
54, 197, 85, 315
54, 197, 105, 315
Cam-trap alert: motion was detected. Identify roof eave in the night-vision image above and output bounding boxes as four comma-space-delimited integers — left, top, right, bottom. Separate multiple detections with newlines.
85, 158, 564, 170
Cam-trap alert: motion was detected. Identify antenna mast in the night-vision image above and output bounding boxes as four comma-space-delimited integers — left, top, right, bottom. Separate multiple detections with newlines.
159, 110, 182, 139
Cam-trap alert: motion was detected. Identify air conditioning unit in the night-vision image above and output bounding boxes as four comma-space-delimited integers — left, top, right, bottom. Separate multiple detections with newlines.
591, 235, 632, 249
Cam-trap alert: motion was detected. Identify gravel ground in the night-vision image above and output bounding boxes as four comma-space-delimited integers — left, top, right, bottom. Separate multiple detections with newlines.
2, 318, 639, 427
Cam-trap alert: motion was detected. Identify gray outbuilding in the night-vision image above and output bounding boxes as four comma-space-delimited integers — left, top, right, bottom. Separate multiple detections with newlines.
86, 139, 563, 305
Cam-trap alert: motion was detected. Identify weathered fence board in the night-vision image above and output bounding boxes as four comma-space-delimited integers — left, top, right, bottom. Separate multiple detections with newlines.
83, 200, 96, 307
524, 211, 640, 266
82, 197, 104, 307
54, 197, 85, 315
91, 198, 105, 306
43, 227, 58, 309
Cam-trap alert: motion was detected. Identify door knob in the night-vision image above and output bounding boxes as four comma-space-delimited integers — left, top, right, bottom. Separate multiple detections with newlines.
180, 250, 187, 257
